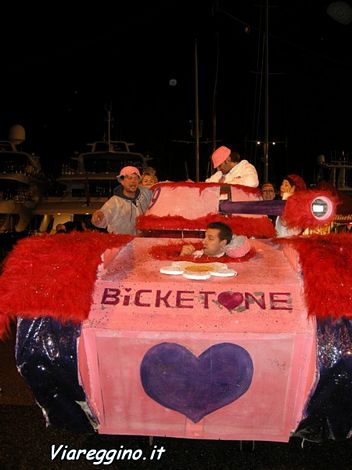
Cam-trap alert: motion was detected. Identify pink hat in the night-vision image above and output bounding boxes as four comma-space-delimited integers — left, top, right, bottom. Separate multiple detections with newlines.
117, 166, 141, 180
211, 146, 231, 168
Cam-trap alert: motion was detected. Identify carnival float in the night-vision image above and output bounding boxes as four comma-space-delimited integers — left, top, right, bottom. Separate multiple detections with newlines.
0, 182, 352, 443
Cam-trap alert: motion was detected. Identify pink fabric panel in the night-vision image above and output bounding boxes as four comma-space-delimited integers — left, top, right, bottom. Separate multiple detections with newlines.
146, 185, 220, 218
230, 186, 262, 202
78, 330, 316, 441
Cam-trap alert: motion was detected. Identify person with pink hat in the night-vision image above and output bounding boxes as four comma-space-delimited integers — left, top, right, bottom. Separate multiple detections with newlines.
92, 166, 152, 235
206, 146, 259, 187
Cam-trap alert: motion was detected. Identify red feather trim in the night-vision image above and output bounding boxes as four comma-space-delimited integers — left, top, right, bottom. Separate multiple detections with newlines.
0, 232, 133, 337
148, 242, 255, 263
283, 190, 339, 229
137, 214, 276, 238
277, 234, 352, 319
152, 181, 262, 197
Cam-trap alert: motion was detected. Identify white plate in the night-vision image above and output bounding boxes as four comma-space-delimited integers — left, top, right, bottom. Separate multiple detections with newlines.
160, 267, 184, 275
183, 272, 211, 280
209, 269, 237, 277
160, 261, 237, 280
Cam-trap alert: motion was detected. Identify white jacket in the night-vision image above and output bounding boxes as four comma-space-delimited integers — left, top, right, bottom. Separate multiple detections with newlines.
206, 160, 259, 187
96, 187, 152, 235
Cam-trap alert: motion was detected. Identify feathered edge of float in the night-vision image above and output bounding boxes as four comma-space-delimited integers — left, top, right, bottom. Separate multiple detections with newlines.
0, 232, 133, 337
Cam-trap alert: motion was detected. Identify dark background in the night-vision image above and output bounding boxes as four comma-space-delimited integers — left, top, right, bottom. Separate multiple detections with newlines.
1, 0, 351, 185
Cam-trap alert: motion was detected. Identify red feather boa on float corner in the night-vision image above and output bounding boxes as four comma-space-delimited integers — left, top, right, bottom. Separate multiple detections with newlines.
282, 190, 339, 229
277, 233, 352, 319
150, 181, 262, 197
0, 232, 133, 337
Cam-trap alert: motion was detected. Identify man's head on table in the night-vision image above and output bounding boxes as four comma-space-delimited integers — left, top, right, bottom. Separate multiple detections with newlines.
181, 222, 233, 257
203, 222, 232, 256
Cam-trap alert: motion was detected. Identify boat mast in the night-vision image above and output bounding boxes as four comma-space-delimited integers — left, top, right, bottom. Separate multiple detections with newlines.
106, 109, 111, 148
194, 38, 200, 182
104, 102, 113, 149
263, 0, 269, 182
212, 33, 219, 153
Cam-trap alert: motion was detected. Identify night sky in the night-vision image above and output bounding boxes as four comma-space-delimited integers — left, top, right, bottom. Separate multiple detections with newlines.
1, 0, 352, 184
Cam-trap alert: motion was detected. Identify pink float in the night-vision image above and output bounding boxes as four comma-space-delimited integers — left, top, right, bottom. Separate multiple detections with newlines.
0, 182, 345, 442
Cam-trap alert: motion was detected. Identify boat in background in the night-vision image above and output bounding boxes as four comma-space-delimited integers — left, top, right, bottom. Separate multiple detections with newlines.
0, 125, 48, 233
35, 139, 152, 232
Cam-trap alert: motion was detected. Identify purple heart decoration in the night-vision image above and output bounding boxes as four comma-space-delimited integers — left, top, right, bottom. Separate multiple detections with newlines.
218, 291, 244, 310
140, 342, 253, 423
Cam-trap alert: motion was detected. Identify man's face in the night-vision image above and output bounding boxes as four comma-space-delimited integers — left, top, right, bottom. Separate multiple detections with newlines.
217, 157, 233, 175
121, 174, 140, 194
262, 184, 275, 200
203, 228, 227, 256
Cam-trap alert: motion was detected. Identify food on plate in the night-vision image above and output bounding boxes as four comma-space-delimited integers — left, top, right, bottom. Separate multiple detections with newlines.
184, 264, 215, 273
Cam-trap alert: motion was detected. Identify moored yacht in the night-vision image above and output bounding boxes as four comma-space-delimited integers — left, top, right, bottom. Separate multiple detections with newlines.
0, 127, 48, 233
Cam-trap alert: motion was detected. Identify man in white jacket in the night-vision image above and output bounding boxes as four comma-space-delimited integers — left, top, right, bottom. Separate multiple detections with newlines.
206, 146, 259, 188
92, 166, 152, 235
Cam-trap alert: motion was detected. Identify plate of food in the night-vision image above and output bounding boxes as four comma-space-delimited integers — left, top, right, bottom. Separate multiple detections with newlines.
183, 263, 215, 273
159, 262, 237, 279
